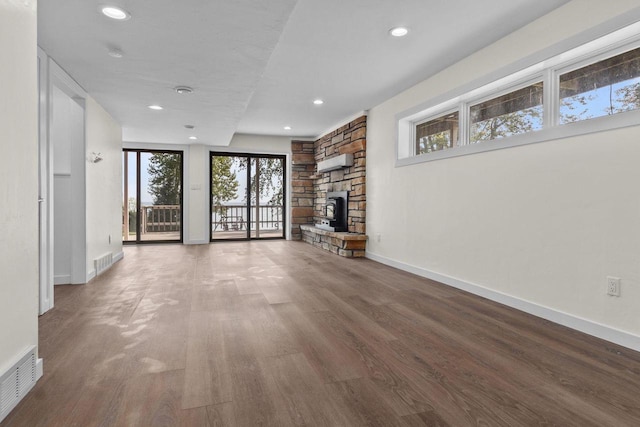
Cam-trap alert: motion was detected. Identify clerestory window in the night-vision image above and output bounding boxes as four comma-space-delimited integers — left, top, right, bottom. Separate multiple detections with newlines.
559, 47, 640, 124
397, 20, 640, 166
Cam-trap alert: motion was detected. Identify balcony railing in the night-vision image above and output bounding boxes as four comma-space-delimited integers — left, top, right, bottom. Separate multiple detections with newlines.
141, 205, 181, 233
123, 204, 283, 240
212, 204, 283, 232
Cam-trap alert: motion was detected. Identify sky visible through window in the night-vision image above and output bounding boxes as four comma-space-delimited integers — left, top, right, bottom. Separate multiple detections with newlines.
124, 154, 160, 206
559, 76, 640, 124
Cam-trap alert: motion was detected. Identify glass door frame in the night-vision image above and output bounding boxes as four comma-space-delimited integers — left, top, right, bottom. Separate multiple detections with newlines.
123, 148, 184, 244
209, 151, 287, 242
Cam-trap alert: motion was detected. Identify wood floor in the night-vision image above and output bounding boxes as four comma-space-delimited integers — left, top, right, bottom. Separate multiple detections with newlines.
3, 241, 640, 426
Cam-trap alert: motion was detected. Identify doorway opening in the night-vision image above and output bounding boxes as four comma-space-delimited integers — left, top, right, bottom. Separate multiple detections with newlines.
210, 153, 286, 241
51, 85, 86, 285
123, 149, 183, 244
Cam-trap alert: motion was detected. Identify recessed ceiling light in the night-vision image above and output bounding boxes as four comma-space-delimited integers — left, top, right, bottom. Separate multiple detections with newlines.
313, 99, 324, 105
189, 136, 198, 140
100, 5, 130, 20
284, 126, 292, 130
184, 124, 195, 129
148, 105, 163, 110
175, 86, 194, 94
107, 48, 123, 58
389, 27, 409, 37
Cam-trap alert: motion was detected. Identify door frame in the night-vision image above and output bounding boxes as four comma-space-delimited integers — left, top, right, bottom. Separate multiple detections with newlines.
51, 60, 87, 286
37, 48, 52, 314
122, 149, 184, 244
209, 151, 287, 242
38, 52, 88, 313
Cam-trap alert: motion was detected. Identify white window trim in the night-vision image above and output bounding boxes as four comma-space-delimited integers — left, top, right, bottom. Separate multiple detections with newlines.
466, 75, 545, 144
396, 12, 640, 167
554, 39, 640, 125
412, 107, 460, 157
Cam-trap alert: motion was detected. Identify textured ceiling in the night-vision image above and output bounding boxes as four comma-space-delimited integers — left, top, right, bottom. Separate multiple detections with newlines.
38, 0, 569, 145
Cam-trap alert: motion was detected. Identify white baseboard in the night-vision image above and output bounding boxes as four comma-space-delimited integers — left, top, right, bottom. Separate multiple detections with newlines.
365, 251, 640, 352
86, 270, 96, 282
36, 358, 43, 380
113, 251, 124, 263
53, 274, 71, 285
184, 239, 208, 245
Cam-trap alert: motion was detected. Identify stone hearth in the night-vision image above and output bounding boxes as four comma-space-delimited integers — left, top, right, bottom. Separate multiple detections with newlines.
291, 115, 368, 257
300, 225, 367, 258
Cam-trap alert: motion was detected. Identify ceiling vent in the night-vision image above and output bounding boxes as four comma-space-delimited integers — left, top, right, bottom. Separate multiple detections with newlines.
174, 86, 193, 94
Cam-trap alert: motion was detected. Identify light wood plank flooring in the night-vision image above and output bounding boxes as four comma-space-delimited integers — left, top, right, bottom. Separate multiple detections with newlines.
3, 241, 640, 426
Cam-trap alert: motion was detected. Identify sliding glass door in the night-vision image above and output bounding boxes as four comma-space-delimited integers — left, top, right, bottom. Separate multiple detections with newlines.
123, 149, 183, 243
249, 156, 286, 238
210, 153, 285, 241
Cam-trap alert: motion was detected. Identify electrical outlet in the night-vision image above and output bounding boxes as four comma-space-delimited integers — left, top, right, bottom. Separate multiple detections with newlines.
376, 233, 381, 242
607, 276, 621, 297
108, 234, 111, 244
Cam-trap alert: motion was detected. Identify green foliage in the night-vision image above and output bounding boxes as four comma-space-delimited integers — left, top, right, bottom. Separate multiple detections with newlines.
127, 197, 137, 232
252, 157, 284, 206
147, 153, 182, 205
560, 93, 594, 123
560, 81, 640, 123
211, 156, 239, 213
128, 210, 137, 232
236, 157, 284, 205
613, 82, 640, 113
418, 131, 452, 154
470, 107, 542, 143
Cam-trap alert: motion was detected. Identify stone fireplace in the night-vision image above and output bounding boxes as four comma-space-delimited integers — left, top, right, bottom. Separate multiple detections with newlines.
290, 115, 367, 257
317, 191, 348, 232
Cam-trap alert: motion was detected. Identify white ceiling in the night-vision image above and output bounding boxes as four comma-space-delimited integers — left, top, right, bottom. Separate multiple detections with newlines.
38, 0, 569, 146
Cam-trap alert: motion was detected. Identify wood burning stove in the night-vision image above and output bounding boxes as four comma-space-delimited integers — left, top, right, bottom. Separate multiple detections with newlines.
317, 191, 348, 232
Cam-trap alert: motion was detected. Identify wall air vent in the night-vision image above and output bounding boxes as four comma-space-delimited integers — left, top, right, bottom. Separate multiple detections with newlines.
317, 153, 354, 173
0, 346, 39, 423
94, 252, 114, 276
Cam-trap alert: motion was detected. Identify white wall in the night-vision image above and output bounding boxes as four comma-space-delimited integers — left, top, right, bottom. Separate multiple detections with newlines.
52, 85, 85, 284
86, 96, 123, 277
42, 53, 123, 284
0, 0, 39, 372
366, 0, 640, 348
227, 133, 292, 153
183, 134, 293, 243
187, 144, 207, 243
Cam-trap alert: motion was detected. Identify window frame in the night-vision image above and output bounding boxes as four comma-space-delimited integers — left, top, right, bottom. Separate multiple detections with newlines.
396, 18, 640, 167
122, 148, 184, 245
553, 39, 640, 127
466, 76, 545, 145
209, 151, 287, 242
412, 107, 460, 156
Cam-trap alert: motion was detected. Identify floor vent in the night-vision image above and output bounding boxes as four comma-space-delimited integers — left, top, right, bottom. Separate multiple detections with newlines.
94, 252, 113, 276
0, 347, 37, 423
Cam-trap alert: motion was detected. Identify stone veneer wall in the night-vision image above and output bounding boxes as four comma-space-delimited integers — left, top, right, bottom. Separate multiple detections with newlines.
290, 115, 367, 240
290, 140, 316, 240
314, 115, 366, 234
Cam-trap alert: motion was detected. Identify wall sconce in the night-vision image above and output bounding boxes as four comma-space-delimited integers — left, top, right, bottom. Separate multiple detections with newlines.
89, 152, 103, 163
